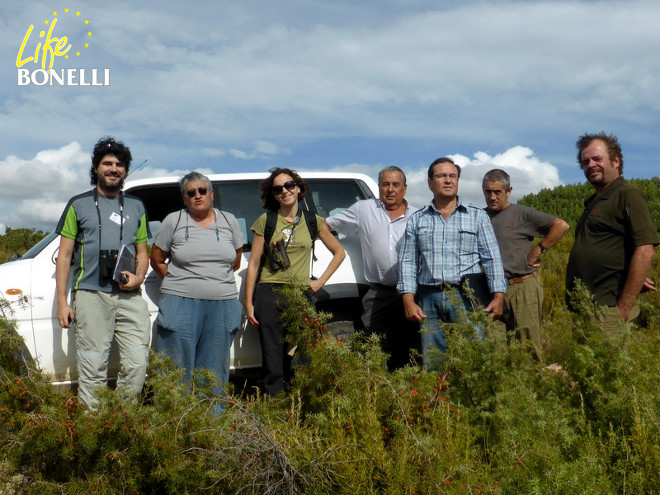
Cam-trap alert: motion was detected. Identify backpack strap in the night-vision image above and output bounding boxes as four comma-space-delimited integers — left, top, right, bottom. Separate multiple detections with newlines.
263, 210, 278, 247
218, 210, 230, 226
301, 209, 318, 262
257, 210, 279, 282
172, 209, 184, 235
257, 208, 319, 282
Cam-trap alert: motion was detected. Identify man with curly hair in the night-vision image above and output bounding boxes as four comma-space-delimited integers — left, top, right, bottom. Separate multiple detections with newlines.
567, 132, 658, 331
55, 136, 151, 407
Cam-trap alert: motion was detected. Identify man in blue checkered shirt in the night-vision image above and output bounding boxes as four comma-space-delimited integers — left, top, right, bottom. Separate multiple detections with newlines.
397, 157, 507, 366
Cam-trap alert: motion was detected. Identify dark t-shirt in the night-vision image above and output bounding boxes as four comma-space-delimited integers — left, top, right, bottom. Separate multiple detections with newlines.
566, 177, 659, 306
487, 204, 555, 279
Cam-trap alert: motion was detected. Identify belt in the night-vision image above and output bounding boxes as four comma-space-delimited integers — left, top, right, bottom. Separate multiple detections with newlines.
418, 283, 461, 292
369, 283, 397, 291
508, 272, 536, 285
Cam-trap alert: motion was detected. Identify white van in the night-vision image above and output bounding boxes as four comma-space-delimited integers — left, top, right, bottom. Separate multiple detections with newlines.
0, 172, 379, 388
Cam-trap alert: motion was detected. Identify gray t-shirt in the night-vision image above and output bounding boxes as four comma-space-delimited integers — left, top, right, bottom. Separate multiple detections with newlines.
154, 209, 245, 300
487, 203, 555, 279
56, 189, 150, 292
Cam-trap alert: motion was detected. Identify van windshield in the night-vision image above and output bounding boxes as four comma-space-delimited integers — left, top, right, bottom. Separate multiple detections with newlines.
129, 178, 374, 251
19, 231, 59, 260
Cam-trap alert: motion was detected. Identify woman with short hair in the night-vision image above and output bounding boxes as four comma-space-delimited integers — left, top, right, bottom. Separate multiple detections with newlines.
150, 171, 244, 395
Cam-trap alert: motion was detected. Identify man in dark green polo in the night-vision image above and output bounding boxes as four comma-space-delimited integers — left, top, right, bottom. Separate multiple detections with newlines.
566, 132, 659, 331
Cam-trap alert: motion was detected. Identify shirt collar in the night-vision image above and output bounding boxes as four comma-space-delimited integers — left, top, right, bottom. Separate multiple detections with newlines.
584, 176, 627, 206
377, 198, 410, 219
426, 196, 466, 214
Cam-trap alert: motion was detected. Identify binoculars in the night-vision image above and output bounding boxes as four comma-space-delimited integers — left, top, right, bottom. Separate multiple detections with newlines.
99, 249, 119, 281
266, 240, 291, 271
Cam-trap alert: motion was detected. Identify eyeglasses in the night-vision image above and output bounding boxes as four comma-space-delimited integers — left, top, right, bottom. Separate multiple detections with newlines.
432, 173, 458, 181
185, 187, 208, 197
272, 181, 297, 195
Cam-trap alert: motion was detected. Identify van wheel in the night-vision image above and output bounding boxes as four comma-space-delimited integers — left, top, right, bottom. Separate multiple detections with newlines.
325, 320, 358, 339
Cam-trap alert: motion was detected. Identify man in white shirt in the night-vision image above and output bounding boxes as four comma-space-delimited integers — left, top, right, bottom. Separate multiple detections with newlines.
326, 166, 420, 369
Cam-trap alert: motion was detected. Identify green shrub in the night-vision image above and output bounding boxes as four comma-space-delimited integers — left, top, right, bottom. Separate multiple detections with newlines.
1, 278, 660, 494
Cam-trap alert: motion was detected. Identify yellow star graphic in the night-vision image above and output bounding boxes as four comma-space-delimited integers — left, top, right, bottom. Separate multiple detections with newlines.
53, 11, 57, 16
76, 51, 80, 56
44, 20, 49, 25
85, 20, 89, 24
88, 31, 92, 36
85, 43, 89, 48
76, 11, 80, 16
65, 8, 69, 12
65, 55, 69, 59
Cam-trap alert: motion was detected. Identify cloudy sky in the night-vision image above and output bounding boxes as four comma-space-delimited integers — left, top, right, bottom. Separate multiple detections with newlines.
2, 0, 659, 233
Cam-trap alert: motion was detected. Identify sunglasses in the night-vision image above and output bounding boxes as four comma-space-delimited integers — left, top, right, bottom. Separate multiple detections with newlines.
185, 187, 208, 197
272, 181, 297, 195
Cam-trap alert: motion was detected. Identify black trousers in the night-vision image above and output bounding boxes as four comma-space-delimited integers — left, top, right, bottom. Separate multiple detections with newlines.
254, 283, 294, 396
362, 284, 421, 370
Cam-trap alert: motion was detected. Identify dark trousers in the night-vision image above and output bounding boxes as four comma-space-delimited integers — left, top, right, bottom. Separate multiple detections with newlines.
362, 284, 421, 370
254, 284, 293, 396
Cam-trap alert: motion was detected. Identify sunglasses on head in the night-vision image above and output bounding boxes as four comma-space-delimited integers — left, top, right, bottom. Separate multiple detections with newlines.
185, 187, 208, 197
272, 181, 297, 195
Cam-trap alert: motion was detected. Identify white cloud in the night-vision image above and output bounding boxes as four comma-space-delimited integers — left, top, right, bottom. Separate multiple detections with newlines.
229, 149, 252, 160
1, 0, 659, 203
0, 142, 90, 229
13, 200, 70, 226
329, 146, 563, 209
227, 141, 286, 160
0, 142, 90, 199
126, 167, 216, 184
0, 141, 219, 231
6, 1, 660, 157
329, 162, 381, 178
451, 146, 563, 207
201, 148, 227, 158
254, 140, 279, 155
0, 139, 580, 234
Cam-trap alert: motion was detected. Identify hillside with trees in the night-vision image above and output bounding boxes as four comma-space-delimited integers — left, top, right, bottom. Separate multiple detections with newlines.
519, 177, 660, 230
0, 228, 49, 264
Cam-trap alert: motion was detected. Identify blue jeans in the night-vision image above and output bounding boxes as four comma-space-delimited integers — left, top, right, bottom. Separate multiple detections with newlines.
156, 294, 242, 394
417, 285, 478, 368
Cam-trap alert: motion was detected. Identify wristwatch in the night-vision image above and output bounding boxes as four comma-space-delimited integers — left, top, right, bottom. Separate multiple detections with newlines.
538, 242, 548, 254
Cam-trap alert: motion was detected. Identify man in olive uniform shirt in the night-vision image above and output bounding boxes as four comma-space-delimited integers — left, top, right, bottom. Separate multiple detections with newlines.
566, 132, 658, 331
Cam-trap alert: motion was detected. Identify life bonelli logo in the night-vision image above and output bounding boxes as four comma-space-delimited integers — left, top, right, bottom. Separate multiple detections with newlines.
16, 8, 109, 86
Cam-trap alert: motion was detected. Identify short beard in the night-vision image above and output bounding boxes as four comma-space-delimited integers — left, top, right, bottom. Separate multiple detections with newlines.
103, 181, 123, 193
97, 177, 124, 194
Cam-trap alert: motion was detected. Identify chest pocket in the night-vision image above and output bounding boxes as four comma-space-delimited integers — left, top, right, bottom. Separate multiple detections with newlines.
584, 206, 625, 237
458, 214, 478, 254
416, 223, 435, 253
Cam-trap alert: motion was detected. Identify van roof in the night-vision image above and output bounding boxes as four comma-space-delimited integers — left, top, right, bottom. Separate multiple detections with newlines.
124, 171, 376, 191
